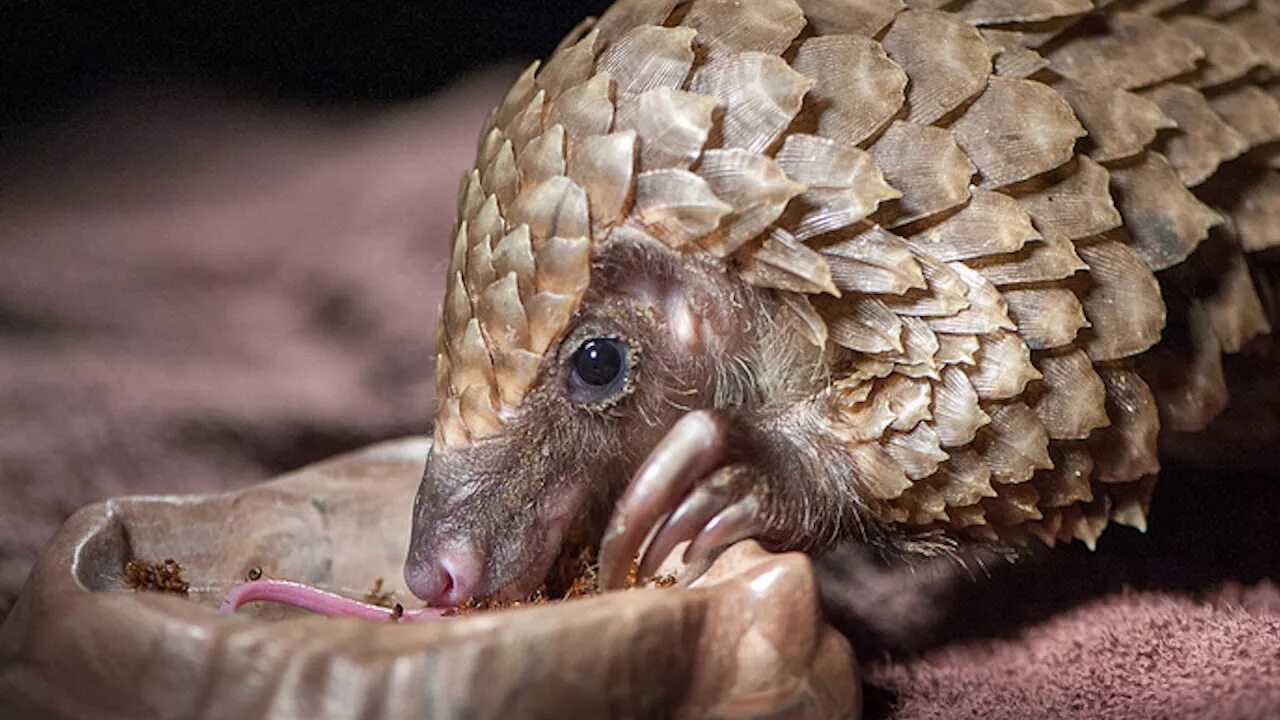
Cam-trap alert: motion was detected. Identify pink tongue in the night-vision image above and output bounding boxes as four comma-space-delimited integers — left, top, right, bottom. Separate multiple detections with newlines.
220, 579, 447, 622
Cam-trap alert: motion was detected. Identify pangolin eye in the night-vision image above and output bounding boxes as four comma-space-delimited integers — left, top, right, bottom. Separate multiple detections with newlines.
572, 338, 624, 386
568, 337, 630, 403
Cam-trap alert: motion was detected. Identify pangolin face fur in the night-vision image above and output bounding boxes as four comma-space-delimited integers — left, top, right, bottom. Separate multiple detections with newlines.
406, 0, 1280, 603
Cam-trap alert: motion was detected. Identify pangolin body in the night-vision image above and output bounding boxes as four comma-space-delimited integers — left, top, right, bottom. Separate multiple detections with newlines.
410, 0, 1280, 603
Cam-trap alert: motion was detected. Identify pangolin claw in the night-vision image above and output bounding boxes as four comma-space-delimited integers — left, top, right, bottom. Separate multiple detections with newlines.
599, 410, 730, 588
637, 465, 765, 579
601, 410, 770, 589
684, 492, 765, 568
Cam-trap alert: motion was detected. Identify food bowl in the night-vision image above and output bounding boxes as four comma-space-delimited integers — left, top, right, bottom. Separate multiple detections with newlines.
0, 438, 858, 719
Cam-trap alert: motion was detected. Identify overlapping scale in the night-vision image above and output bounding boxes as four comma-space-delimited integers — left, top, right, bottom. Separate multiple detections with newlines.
950, 77, 1086, 189
868, 122, 976, 226
596, 26, 696, 96
519, 126, 567, 187
968, 234, 1088, 287
967, 330, 1042, 401
1046, 13, 1204, 90
593, 0, 682, 47
905, 189, 1038, 262
1032, 348, 1111, 440
696, 149, 806, 256
982, 30, 1051, 79
880, 10, 997, 125
1034, 444, 1095, 508
1107, 152, 1222, 271
795, 0, 904, 37
1013, 157, 1123, 241
793, 36, 908, 148
883, 252, 971, 318
927, 262, 1014, 336
1003, 287, 1089, 350
737, 228, 838, 296
568, 131, 638, 228
536, 29, 599, 101
821, 225, 927, 296
614, 89, 717, 172
1167, 16, 1262, 88
689, 52, 814, 154
1077, 237, 1167, 361
1090, 366, 1161, 485
824, 295, 906, 354
680, 0, 807, 60
545, 73, 616, 137
634, 169, 733, 247
1143, 83, 1249, 186
1207, 86, 1280, 148
1055, 83, 1174, 164
956, 0, 1092, 25
775, 134, 901, 241
978, 402, 1053, 485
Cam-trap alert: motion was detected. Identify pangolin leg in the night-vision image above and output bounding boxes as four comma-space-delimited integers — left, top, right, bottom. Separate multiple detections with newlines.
598, 410, 729, 589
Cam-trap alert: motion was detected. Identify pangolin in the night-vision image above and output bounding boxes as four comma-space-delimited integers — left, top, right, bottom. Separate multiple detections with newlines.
403, 0, 1280, 606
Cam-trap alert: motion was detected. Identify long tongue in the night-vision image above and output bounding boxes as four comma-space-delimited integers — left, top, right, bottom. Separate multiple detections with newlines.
220, 579, 447, 622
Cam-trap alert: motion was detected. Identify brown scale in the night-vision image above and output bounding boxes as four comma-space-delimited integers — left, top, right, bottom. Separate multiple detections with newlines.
431, 0, 1279, 558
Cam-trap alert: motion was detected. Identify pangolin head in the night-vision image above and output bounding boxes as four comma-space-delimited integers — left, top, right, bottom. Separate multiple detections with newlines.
406, 6, 861, 605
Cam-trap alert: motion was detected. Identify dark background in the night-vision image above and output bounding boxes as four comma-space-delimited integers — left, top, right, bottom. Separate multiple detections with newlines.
2, 1, 612, 137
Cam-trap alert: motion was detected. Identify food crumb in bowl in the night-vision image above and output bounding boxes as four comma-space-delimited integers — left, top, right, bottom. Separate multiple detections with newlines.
443, 545, 676, 616
651, 575, 677, 589
364, 577, 396, 608
123, 558, 190, 596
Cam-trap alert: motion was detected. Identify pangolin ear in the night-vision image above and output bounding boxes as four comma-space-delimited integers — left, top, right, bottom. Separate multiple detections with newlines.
668, 291, 703, 353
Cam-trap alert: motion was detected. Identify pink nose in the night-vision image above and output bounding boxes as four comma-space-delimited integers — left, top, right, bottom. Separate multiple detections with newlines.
404, 544, 484, 607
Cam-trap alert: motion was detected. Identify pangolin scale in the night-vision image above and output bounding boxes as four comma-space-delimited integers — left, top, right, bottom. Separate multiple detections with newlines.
430, 0, 1280, 559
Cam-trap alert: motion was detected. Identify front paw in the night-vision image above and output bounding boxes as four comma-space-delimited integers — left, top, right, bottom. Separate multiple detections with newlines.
597, 410, 768, 589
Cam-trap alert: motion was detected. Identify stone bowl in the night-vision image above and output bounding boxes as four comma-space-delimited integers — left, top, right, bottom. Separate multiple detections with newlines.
0, 438, 859, 719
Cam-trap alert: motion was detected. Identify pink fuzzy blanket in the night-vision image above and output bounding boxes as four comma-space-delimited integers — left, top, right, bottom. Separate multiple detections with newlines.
1, 72, 1276, 719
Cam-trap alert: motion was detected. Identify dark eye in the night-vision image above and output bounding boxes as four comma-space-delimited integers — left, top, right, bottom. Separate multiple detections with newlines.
568, 337, 630, 404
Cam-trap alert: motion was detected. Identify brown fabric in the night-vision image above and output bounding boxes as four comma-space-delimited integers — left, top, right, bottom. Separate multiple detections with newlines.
869, 586, 1280, 720
1, 74, 1277, 719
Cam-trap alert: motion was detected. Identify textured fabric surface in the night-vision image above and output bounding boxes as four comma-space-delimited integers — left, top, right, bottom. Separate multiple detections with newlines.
820, 533, 1280, 719
0, 75, 1276, 719
866, 584, 1280, 720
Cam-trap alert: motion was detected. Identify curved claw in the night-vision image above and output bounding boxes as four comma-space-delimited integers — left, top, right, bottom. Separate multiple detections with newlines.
685, 494, 765, 567
598, 411, 729, 589
637, 484, 730, 580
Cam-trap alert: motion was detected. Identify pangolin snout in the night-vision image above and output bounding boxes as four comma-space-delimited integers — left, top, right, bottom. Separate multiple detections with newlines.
404, 538, 486, 607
